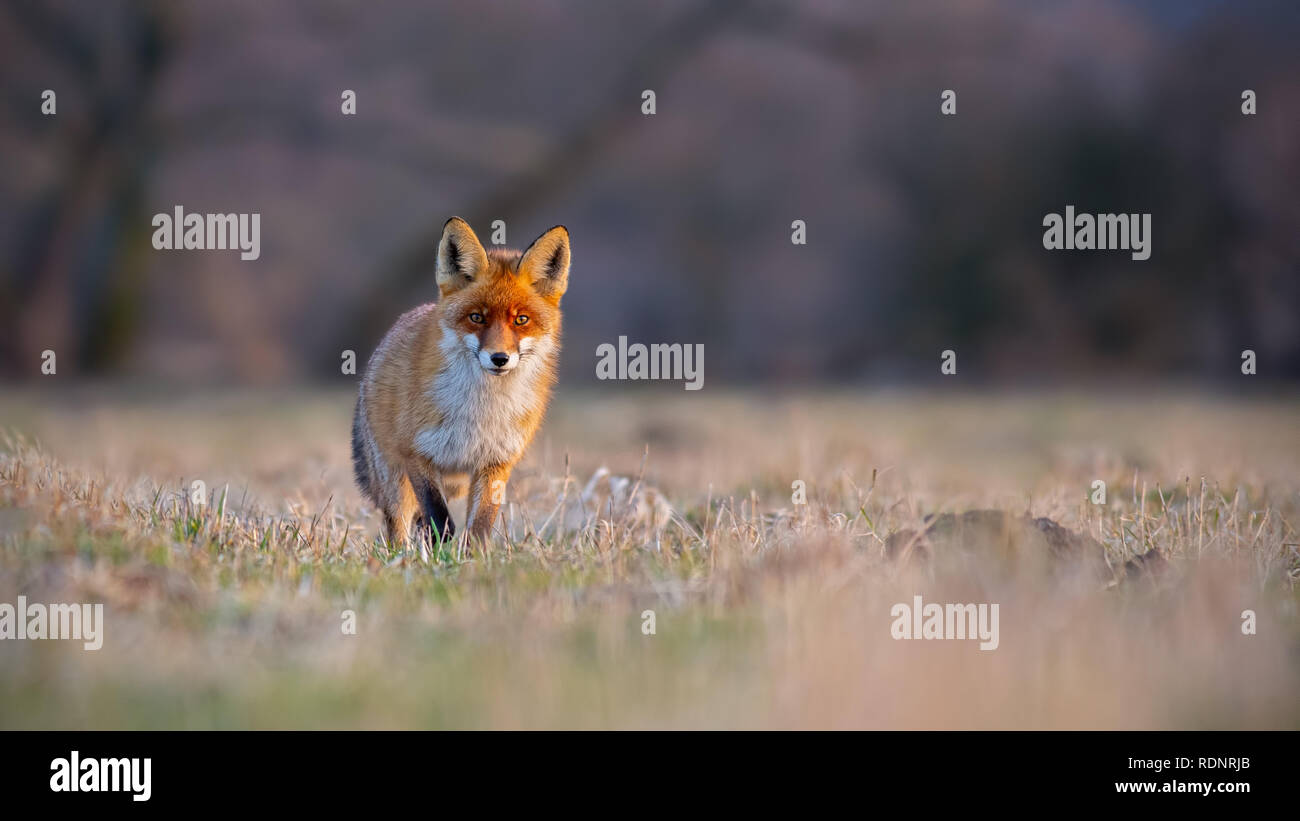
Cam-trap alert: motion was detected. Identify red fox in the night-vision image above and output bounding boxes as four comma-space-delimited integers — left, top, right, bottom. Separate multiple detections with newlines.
352, 217, 570, 548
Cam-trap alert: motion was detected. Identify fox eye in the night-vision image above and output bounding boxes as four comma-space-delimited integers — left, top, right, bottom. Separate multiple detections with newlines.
469, 312, 485, 324
514, 315, 529, 326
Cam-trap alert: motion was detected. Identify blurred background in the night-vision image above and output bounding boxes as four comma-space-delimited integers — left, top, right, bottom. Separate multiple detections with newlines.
1, 0, 1297, 387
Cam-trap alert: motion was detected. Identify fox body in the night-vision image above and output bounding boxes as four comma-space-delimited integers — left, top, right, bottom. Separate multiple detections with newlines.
352, 217, 570, 547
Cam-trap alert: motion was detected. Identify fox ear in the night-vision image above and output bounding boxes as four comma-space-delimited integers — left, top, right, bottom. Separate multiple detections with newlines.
436, 217, 488, 296
518, 225, 570, 300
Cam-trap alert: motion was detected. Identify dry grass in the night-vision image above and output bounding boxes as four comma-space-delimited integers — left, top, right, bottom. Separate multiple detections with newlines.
0, 386, 1297, 728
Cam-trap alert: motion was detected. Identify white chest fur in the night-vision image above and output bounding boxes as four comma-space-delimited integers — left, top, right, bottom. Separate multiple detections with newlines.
414, 329, 551, 471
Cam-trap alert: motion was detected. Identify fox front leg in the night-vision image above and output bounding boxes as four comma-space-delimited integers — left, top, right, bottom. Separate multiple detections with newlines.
410, 472, 454, 548
466, 464, 512, 545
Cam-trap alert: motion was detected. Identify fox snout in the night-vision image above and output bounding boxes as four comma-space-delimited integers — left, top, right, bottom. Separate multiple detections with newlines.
464, 332, 524, 374
478, 345, 517, 374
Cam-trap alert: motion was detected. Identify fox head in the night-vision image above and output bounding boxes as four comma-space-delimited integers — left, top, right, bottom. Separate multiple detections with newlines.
435, 217, 570, 375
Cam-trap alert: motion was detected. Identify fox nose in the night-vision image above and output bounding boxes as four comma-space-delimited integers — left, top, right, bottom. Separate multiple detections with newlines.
490, 353, 510, 368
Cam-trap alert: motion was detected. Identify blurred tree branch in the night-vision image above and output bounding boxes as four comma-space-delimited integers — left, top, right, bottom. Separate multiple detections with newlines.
3, 0, 97, 79
156, 102, 543, 183
1, 0, 175, 374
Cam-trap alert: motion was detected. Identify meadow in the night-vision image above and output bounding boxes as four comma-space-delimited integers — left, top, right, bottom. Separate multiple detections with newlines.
0, 387, 1297, 729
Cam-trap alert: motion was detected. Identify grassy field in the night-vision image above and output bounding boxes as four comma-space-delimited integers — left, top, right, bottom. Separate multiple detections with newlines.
1, 386, 1297, 729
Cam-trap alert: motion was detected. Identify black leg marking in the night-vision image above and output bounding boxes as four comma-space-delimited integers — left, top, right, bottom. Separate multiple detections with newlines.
411, 474, 454, 544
